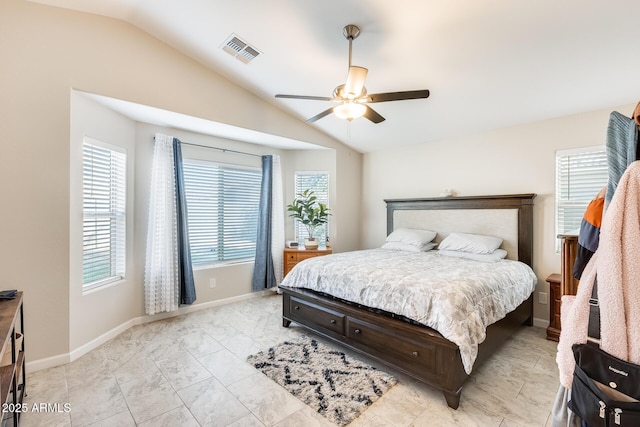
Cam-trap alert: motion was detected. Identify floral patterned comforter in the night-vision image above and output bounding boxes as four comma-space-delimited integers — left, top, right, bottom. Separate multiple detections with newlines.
280, 248, 537, 374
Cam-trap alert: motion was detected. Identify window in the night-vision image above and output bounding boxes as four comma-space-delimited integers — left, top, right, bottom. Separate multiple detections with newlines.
555, 146, 608, 245
82, 139, 126, 288
183, 160, 261, 265
294, 171, 329, 242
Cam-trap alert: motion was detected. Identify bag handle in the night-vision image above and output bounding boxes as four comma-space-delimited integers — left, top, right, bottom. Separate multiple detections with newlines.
587, 277, 601, 346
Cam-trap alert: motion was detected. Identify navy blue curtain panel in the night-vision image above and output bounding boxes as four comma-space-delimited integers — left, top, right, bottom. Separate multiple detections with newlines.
173, 138, 197, 305
252, 155, 276, 291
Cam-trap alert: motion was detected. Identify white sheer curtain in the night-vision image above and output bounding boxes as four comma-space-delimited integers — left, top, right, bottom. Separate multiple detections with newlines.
144, 133, 179, 315
271, 155, 285, 284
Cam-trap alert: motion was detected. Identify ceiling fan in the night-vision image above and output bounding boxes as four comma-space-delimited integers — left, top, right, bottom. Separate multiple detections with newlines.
275, 24, 430, 124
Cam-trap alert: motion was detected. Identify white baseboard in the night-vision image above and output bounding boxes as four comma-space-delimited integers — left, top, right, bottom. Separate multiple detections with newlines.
26, 290, 269, 373
26, 353, 71, 373
532, 317, 549, 328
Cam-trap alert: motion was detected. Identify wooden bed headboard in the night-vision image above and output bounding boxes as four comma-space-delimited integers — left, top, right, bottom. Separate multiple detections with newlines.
384, 194, 536, 266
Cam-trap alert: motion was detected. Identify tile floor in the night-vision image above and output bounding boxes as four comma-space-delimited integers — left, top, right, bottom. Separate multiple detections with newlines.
21, 293, 560, 426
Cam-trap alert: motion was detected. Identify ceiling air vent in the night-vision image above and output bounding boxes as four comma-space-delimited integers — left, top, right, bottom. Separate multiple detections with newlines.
222, 34, 261, 64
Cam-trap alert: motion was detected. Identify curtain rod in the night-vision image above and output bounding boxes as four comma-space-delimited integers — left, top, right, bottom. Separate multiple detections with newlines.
181, 141, 263, 158
154, 137, 263, 158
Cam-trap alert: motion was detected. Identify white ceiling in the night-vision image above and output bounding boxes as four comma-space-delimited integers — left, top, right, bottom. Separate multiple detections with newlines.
32, 0, 640, 153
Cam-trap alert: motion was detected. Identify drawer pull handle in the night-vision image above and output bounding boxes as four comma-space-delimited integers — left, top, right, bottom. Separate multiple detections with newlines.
354, 329, 361, 334
412, 351, 419, 357
330, 319, 336, 324
294, 306, 300, 310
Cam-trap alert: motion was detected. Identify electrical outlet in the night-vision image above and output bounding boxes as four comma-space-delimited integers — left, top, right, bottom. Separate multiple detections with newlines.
209, 278, 217, 288
538, 292, 548, 305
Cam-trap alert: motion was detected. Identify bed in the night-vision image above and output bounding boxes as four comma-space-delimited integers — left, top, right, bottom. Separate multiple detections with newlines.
279, 194, 536, 409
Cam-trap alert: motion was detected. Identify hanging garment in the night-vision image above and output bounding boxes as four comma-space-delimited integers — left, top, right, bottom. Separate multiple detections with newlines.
633, 101, 640, 126
605, 112, 638, 208
572, 194, 604, 280
557, 160, 640, 389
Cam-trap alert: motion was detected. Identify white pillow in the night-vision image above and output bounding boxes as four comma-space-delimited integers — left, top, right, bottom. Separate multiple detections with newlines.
382, 241, 437, 252
385, 228, 437, 247
438, 249, 508, 263
438, 232, 503, 254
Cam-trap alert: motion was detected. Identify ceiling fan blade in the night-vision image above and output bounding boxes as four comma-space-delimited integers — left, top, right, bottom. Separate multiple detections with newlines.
306, 107, 335, 123
343, 66, 368, 98
363, 105, 385, 123
276, 94, 334, 101
366, 90, 430, 103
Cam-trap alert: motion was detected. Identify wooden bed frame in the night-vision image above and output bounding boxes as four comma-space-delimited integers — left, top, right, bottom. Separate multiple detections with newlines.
280, 194, 536, 409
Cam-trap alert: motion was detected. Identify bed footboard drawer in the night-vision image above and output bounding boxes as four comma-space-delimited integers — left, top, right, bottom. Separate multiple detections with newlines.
347, 318, 438, 376
288, 296, 345, 335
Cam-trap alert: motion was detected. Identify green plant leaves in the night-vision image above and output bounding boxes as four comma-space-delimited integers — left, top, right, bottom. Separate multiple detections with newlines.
286, 189, 331, 238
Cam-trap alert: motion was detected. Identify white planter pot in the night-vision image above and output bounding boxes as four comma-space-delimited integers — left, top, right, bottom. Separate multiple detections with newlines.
304, 238, 319, 249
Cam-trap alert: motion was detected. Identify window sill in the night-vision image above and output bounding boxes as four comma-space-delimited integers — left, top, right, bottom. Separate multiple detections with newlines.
193, 259, 254, 271
82, 276, 126, 295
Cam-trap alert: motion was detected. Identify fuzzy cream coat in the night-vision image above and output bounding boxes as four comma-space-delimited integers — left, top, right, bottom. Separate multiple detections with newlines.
557, 161, 640, 388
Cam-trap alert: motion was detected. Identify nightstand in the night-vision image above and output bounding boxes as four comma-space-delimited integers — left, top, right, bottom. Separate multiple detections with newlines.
546, 273, 561, 341
283, 246, 332, 277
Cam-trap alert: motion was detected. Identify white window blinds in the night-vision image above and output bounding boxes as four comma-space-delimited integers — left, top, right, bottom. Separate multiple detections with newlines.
294, 172, 329, 242
555, 146, 608, 239
82, 140, 126, 288
183, 160, 261, 265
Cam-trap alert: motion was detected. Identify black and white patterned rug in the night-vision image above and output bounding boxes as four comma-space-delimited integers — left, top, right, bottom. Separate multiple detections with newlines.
247, 336, 397, 426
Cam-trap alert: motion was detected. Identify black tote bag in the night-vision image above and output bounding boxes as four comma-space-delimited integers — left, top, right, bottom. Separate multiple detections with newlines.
568, 343, 640, 426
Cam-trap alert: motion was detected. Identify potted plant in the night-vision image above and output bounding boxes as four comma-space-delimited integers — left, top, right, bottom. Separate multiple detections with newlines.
287, 189, 331, 249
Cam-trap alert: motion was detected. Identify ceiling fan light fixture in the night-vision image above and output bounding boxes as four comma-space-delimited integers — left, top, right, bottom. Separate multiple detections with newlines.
275, 24, 430, 124
334, 102, 366, 120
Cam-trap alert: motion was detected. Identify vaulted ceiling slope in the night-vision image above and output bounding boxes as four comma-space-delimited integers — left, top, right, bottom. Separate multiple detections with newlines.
30, 0, 640, 153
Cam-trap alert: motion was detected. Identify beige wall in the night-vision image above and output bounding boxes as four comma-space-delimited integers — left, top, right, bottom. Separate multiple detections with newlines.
69, 92, 139, 353
0, 0, 362, 365
361, 103, 636, 323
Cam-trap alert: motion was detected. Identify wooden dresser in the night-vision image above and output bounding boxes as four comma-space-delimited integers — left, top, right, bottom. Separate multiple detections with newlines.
0, 292, 25, 426
546, 233, 579, 341
283, 247, 332, 277
546, 274, 562, 341
558, 233, 579, 296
